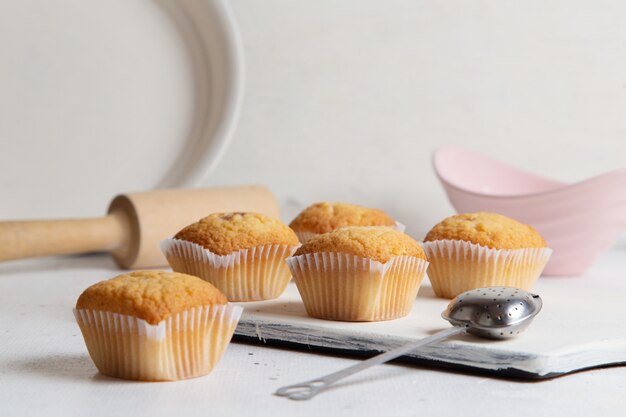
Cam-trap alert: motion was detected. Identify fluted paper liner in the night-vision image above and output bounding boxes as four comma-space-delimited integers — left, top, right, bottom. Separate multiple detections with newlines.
161, 238, 299, 301
292, 230, 319, 244
287, 252, 428, 322
422, 240, 553, 299
74, 304, 242, 381
294, 221, 406, 243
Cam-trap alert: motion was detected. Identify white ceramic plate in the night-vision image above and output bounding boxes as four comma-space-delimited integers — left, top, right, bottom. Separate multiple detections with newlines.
0, 0, 243, 219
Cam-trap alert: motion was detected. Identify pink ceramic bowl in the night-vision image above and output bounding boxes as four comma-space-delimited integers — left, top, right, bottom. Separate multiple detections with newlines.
433, 146, 626, 276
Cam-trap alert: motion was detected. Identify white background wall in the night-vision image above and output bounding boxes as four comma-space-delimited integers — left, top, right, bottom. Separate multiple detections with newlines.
212, 0, 626, 240
2, 0, 625, 244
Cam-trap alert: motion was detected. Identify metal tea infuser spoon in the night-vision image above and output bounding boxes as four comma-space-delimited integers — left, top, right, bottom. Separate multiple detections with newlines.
275, 287, 543, 401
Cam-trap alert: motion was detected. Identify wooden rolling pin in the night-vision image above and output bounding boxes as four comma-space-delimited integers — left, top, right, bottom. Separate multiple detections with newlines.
0, 185, 280, 269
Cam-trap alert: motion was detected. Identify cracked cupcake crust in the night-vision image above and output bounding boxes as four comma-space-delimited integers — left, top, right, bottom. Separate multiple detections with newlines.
294, 226, 426, 263
289, 202, 396, 235
76, 271, 228, 325
174, 212, 298, 255
424, 212, 547, 250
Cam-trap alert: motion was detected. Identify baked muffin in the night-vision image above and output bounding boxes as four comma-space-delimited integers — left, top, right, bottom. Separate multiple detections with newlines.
289, 202, 403, 243
161, 212, 299, 301
423, 212, 552, 298
288, 226, 428, 321
74, 271, 242, 381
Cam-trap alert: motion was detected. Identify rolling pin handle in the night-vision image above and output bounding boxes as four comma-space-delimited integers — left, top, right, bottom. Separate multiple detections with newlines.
0, 213, 130, 262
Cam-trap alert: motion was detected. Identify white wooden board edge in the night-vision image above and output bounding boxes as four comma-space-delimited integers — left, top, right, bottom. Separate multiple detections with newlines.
233, 280, 626, 378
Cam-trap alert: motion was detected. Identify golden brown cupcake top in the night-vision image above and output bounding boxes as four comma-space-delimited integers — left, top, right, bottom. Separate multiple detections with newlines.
76, 271, 227, 325
289, 202, 396, 235
294, 226, 426, 263
424, 212, 547, 249
174, 212, 298, 255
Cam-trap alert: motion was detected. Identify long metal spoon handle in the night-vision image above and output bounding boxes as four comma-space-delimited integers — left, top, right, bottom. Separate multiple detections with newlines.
275, 326, 467, 401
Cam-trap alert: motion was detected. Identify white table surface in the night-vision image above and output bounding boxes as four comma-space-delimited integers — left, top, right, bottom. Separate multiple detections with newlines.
1, 251, 625, 417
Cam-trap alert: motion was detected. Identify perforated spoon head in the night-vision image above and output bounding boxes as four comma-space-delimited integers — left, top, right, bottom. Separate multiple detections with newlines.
442, 287, 543, 340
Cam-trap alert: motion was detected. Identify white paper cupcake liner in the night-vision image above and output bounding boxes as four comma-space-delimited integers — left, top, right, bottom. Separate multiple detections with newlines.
293, 230, 318, 244
422, 239, 553, 299
394, 221, 407, 233
161, 238, 299, 301
74, 304, 242, 381
294, 221, 406, 243
287, 252, 428, 322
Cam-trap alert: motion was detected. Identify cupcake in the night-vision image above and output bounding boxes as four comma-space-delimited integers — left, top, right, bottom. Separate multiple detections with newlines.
289, 202, 404, 243
422, 212, 552, 299
74, 271, 242, 381
288, 226, 428, 322
161, 212, 299, 301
